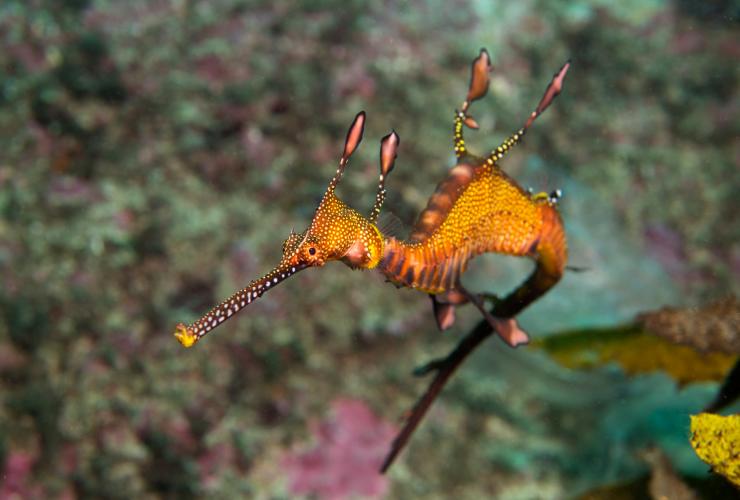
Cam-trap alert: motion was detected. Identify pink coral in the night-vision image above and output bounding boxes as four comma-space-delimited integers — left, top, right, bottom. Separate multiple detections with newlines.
198, 442, 235, 489
0, 451, 43, 499
283, 398, 397, 500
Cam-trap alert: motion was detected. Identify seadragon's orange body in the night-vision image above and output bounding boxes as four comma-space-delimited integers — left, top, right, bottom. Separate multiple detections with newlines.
174, 48, 569, 349
381, 160, 566, 295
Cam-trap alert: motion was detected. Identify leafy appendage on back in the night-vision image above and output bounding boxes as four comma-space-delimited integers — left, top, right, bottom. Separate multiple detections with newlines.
379, 52, 570, 295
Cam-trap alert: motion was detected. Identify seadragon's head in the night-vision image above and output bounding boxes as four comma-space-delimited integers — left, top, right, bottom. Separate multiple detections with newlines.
174, 112, 399, 348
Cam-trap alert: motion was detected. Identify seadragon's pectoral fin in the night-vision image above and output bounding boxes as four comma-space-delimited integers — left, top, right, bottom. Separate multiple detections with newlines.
430, 287, 529, 347
431, 295, 456, 330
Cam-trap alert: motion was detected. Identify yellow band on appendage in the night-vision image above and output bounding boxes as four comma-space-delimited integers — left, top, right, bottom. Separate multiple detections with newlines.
174, 323, 197, 348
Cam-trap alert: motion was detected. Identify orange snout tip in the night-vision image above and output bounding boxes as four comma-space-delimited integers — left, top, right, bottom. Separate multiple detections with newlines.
174, 322, 197, 348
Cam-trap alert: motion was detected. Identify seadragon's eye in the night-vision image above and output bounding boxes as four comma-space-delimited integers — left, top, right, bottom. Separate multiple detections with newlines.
302, 244, 322, 262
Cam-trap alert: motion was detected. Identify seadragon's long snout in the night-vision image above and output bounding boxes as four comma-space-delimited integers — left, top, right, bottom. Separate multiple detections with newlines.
174, 262, 307, 348
174, 111, 377, 348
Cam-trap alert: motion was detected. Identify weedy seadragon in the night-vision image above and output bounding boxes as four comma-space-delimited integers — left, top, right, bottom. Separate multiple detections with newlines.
173, 49, 570, 471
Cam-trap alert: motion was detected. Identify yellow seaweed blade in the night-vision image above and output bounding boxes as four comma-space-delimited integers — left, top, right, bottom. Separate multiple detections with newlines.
690, 413, 740, 487
533, 325, 737, 385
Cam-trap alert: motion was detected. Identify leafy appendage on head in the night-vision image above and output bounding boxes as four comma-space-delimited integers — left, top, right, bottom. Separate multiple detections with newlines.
173, 111, 386, 347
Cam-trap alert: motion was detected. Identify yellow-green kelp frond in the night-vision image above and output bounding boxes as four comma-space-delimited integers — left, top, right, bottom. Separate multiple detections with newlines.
532, 325, 737, 385
690, 413, 740, 487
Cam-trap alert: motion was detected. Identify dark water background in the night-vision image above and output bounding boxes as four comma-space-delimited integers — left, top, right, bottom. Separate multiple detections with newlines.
0, 1, 738, 498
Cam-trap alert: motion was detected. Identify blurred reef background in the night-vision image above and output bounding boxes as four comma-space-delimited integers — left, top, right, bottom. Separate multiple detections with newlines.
0, 0, 738, 498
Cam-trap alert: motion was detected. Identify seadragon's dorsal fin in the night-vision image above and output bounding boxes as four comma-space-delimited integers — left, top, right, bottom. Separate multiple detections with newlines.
409, 162, 480, 243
